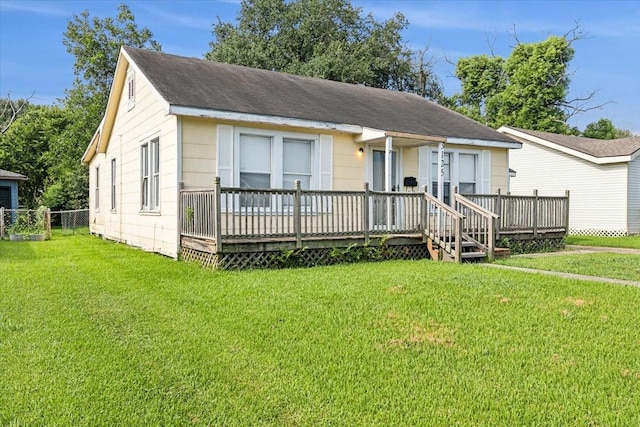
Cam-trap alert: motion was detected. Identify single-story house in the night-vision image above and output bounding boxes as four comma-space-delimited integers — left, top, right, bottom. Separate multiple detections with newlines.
498, 126, 640, 236
0, 169, 28, 209
82, 47, 523, 259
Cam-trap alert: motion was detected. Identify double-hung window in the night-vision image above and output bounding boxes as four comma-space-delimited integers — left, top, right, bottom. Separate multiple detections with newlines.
430, 150, 479, 204
140, 137, 160, 211
233, 130, 317, 210
458, 153, 478, 195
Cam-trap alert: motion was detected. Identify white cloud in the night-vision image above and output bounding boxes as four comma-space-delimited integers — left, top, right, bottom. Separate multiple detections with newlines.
0, 1, 68, 16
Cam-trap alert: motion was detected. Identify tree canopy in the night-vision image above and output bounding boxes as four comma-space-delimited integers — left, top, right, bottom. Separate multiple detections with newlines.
450, 28, 604, 133
207, 0, 418, 92
582, 118, 632, 139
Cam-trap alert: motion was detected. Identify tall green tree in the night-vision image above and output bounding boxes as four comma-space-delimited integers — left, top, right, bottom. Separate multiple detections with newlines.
451, 27, 603, 133
207, 0, 417, 91
0, 106, 74, 207
63, 3, 161, 129
55, 3, 160, 209
582, 118, 633, 139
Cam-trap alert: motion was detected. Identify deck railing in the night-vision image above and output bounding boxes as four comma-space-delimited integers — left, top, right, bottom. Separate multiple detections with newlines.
423, 192, 463, 262
180, 179, 424, 251
455, 194, 498, 261
462, 189, 569, 237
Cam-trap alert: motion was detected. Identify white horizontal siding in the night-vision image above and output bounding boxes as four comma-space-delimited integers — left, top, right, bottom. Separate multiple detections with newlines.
510, 140, 628, 234
628, 157, 640, 234
89, 67, 179, 257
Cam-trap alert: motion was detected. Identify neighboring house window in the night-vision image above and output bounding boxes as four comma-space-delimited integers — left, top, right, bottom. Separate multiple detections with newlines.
140, 137, 160, 211
95, 166, 100, 210
110, 158, 116, 211
127, 68, 135, 109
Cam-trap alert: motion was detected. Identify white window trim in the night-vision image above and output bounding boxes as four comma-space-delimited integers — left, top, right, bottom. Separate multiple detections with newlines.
233, 127, 320, 190
140, 137, 160, 213
427, 147, 484, 196
127, 68, 135, 110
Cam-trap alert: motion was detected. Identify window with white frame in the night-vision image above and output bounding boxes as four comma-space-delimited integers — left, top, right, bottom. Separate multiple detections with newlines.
110, 158, 116, 211
458, 153, 478, 195
95, 166, 100, 210
127, 68, 135, 109
430, 150, 479, 204
235, 130, 316, 210
140, 137, 160, 211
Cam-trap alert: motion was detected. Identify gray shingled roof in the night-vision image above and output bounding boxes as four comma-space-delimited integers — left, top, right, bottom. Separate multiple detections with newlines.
124, 47, 516, 144
507, 127, 640, 158
0, 169, 27, 180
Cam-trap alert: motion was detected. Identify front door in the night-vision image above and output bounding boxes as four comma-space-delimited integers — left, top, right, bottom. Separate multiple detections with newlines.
371, 150, 399, 229
0, 187, 11, 209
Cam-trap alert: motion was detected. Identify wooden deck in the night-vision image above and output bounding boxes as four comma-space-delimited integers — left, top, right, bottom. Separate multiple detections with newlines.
179, 179, 569, 268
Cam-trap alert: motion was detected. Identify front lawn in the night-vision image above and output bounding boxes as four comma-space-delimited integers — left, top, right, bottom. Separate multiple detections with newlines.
1, 235, 639, 426
566, 234, 640, 249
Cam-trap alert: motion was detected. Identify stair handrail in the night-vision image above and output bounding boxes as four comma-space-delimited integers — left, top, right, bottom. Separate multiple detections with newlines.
423, 192, 464, 262
454, 193, 499, 261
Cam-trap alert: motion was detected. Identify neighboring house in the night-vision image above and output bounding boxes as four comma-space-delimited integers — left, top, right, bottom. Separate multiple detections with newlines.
0, 169, 27, 209
498, 126, 640, 236
82, 47, 521, 258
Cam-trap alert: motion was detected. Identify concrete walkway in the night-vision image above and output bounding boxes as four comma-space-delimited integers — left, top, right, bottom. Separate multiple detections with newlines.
484, 245, 640, 288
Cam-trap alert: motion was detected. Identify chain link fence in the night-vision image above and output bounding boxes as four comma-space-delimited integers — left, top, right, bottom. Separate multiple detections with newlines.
1, 208, 89, 239
50, 209, 90, 235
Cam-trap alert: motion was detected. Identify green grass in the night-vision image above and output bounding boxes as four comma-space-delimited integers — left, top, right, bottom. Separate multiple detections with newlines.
566, 234, 640, 249
497, 252, 640, 282
1, 235, 640, 426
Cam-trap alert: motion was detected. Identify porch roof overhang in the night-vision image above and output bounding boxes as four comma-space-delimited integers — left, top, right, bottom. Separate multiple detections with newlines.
355, 127, 522, 149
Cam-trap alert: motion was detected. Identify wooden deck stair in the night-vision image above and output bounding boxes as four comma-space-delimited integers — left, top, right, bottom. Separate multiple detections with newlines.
427, 236, 488, 263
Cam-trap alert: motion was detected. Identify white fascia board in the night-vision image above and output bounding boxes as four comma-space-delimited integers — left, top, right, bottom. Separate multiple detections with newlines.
498, 126, 632, 165
169, 105, 362, 134
446, 137, 522, 149
354, 127, 386, 142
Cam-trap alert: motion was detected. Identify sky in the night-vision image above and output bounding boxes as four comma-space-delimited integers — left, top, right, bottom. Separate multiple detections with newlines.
1, 0, 639, 134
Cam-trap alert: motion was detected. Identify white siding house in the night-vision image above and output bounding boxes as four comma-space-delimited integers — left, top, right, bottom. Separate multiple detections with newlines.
499, 126, 640, 236
82, 47, 521, 258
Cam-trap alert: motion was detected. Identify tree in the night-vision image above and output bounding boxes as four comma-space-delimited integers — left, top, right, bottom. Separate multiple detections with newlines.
0, 106, 74, 207
63, 3, 161, 128
52, 4, 161, 209
582, 118, 632, 139
0, 94, 32, 135
207, 0, 417, 91
451, 26, 605, 133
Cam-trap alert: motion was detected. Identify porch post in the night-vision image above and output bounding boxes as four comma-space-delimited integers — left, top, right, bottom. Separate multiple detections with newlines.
385, 136, 393, 231
385, 136, 392, 192
437, 142, 445, 202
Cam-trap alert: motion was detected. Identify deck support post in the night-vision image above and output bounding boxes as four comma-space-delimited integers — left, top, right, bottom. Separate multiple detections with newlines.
363, 182, 370, 245
214, 177, 222, 254
495, 188, 502, 241
294, 180, 302, 249
564, 189, 570, 236
437, 142, 445, 203
532, 189, 539, 238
